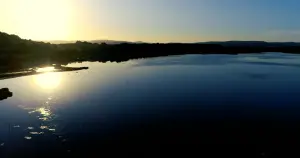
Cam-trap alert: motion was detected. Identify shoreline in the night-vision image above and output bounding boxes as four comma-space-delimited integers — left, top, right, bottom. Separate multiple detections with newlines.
0, 66, 88, 80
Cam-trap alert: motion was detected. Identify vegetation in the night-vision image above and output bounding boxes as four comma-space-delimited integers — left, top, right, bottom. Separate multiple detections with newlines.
1, 31, 300, 73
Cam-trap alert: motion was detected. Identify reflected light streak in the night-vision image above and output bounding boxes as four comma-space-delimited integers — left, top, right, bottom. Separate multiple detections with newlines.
36, 67, 55, 73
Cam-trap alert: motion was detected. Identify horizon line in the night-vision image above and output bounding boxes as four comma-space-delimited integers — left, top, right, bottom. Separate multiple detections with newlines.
2, 31, 300, 44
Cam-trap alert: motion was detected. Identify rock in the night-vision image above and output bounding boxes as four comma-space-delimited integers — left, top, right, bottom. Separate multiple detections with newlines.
0, 88, 13, 101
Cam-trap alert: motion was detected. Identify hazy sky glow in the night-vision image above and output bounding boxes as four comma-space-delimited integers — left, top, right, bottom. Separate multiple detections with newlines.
1, 0, 300, 42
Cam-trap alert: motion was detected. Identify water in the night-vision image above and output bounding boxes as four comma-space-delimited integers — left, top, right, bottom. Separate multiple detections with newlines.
1, 52, 300, 157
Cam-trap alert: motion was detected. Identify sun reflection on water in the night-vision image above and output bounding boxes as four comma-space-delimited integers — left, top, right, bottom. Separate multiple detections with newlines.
36, 66, 55, 73
19, 96, 59, 140
29, 99, 55, 122
18, 75, 67, 143
38, 107, 51, 117
33, 72, 62, 90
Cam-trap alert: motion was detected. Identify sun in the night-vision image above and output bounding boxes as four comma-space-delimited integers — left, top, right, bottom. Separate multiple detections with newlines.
13, 0, 73, 40
33, 72, 62, 90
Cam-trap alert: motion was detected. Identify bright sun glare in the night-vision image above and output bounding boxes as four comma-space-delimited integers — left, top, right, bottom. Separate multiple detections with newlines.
14, 0, 72, 40
33, 72, 62, 90
36, 67, 55, 73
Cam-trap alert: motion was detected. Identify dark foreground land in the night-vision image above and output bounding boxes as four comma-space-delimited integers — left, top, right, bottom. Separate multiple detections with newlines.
1, 31, 300, 73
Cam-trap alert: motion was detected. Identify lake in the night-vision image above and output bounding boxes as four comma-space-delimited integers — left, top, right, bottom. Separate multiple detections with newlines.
1, 53, 300, 157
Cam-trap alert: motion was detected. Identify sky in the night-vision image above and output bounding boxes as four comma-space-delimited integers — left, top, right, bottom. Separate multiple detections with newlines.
1, 0, 300, 42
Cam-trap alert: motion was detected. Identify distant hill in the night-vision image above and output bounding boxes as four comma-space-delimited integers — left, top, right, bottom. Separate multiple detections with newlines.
88, 40, 147, 44
46, 40, 146, 45
47, 39, 300, 47
45, 40, 76, 44
201, 41, 300, 47
89, 40, 133, 44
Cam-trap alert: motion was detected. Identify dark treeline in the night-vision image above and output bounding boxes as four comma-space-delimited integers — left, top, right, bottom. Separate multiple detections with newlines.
1, 31, 300, 72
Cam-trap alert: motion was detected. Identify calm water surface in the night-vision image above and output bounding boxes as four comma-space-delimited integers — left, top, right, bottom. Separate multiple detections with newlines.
1, 53, 300, 157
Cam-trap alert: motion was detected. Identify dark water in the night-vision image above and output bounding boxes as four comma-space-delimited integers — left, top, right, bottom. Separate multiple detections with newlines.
1, 53, 300, 157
